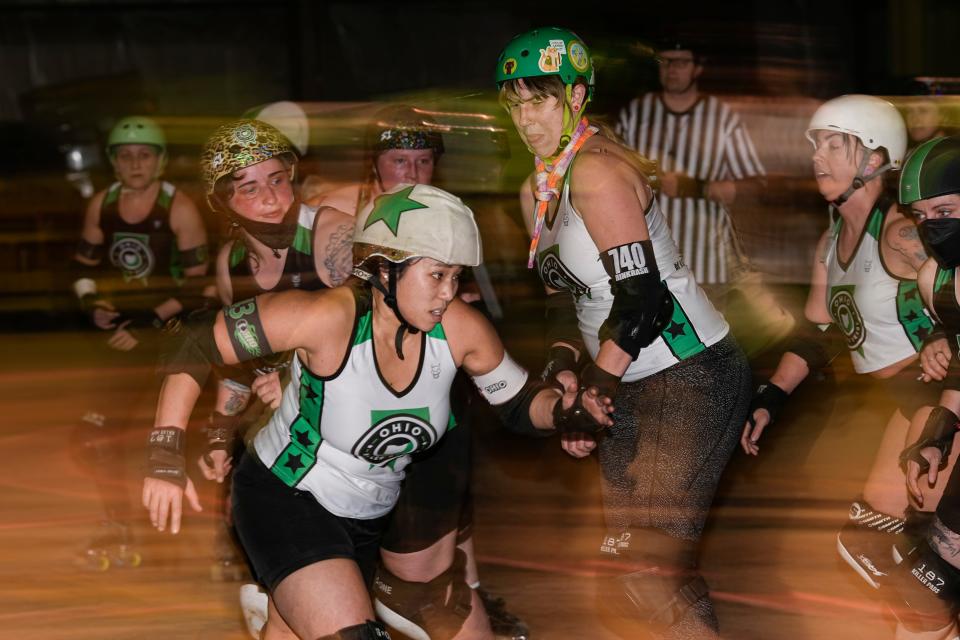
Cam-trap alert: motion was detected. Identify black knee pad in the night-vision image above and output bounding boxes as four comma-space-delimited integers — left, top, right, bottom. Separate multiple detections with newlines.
597, 528, 709, 634
70, 411, 123, 472
887, 539, 960, 633
315, 619, 391, 640
373, 548, 472, 640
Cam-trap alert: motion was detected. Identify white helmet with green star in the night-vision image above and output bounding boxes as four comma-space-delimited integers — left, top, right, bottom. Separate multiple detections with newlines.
353, 183, 482, 277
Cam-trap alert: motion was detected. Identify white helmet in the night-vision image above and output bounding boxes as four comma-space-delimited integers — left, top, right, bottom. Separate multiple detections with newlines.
243, 101, 310, 156
353, 183, 482, 276
805, 94, 907, 169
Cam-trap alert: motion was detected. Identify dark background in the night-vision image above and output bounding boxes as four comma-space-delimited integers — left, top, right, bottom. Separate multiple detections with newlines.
2, 0, 959, 328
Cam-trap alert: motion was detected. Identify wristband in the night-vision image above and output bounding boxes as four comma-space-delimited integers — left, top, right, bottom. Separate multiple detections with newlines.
748, 381, 788, 426
541, 345, 579, 390
206, 411, 242, 454
146, 427, 187, 488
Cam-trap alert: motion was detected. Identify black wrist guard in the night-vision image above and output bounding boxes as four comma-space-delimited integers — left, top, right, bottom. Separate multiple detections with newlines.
147, 427, 187, 488
206, 411, 242, 454
581, 363, 620, 401
900, 406, 959, 474
552, 391, 607, 435
115, 308, 165, 332
748, 381, 789, 425
542, 345, 579, 390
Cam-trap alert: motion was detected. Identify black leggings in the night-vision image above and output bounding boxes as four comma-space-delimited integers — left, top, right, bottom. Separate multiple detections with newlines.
598, 335, 751, 637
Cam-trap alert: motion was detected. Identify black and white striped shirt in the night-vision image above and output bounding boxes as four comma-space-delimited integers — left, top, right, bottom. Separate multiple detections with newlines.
616, 93, 765, 284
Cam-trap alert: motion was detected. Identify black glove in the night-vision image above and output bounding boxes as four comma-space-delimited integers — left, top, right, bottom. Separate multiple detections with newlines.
202, 411, 242, 466
552, 392, 607, 435
900, 406, 959, 474
541, 345, 579, 391
747, 381, 788, 426
146, 427, 187, 488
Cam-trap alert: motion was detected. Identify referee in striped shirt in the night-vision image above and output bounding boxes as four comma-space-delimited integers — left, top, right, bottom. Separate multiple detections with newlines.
617, 38, 794, 353
616, 38, 765, 287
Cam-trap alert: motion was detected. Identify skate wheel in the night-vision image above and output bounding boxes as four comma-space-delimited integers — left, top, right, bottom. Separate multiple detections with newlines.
123, 551, 143, 568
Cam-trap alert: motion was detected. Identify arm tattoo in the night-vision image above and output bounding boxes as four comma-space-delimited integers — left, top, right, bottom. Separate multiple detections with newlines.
896, 224, 928, 269
223, 386, 249, 416
930, 516, 960, 560
322, 223, 354, 286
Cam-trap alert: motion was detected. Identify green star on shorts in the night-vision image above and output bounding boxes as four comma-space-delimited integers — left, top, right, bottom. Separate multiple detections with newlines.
364, 185, 429, 236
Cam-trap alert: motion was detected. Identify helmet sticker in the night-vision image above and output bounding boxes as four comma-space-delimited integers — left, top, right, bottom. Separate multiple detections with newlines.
569, 41, 589, 73
539, 46, 562, 73
502, 58, 518, 76
363, 185, 429, 236
548, 39, 567, 54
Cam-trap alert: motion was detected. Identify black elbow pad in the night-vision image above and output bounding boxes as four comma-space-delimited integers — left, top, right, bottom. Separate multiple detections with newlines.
598, 240, 674, 359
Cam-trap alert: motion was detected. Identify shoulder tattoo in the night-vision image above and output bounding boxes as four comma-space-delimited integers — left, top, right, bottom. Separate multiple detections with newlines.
322, 223, 355, 286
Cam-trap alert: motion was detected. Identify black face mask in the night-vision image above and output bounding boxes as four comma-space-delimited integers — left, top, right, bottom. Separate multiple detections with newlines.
920, 218, 960, 269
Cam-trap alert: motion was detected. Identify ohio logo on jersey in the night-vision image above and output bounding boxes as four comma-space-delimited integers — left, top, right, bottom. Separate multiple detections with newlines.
537, 244, 591, 300
353, 407, 438, 468
829, 284, 866, 354
110, 232, 155, 281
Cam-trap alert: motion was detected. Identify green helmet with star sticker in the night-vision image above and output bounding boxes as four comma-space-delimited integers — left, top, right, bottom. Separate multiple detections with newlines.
899, 136, 960, 206
495, 26, 594, 96
353, 183, 482, 276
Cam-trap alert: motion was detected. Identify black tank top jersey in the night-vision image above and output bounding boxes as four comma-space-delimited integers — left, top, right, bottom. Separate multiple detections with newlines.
933, 267, 960, 356
98, 181, 182, 309
226, 235, 326, 301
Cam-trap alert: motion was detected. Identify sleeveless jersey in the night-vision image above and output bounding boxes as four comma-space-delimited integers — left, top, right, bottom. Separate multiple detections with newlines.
227, 203, 326, 300
98, 180, 180, 309
252, 286, 458, 519
824, 196, 934, 373
932, 267, 960, 357
535, 181, 729, 382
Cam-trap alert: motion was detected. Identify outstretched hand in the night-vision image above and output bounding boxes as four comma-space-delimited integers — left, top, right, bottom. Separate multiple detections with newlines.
906, 448, 943, 506
142, 477, 202, 535
920, 337, 951, 383
741, 409, 771, 456
198, 450, 232, 483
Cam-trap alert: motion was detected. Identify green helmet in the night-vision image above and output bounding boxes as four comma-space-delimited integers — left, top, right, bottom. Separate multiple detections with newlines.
107, 116, 166, 155
495, 26, 594, 96
200, 119, 297, 198
899, 136, 960, 205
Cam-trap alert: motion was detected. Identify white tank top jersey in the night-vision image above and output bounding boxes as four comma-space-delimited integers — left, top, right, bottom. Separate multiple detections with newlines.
253, 286, 458, 519
824, 199, 934, 374
535, 182, 728, 382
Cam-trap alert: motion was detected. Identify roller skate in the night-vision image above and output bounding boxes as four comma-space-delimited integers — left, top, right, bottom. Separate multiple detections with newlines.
240, 583, 268, 640
76, 519, 142, 571
837, 498, 905, 588
477, 588, 530, 640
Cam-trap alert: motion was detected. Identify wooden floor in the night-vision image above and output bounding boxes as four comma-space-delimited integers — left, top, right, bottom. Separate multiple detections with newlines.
0, 328, 908, 639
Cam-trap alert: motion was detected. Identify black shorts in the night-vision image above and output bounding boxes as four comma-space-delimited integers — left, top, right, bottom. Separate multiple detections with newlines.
231, 454, 389, 593
879, 363, 940, 419
380, 413, 473, 554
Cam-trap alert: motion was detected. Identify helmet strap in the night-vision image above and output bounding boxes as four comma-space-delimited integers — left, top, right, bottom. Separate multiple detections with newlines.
368, 261, 420, 360
551, 84, 590, 160
831, 150, 892, 208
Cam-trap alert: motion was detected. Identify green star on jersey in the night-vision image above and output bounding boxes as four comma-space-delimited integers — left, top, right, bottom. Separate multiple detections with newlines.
363, 186, 429, 236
